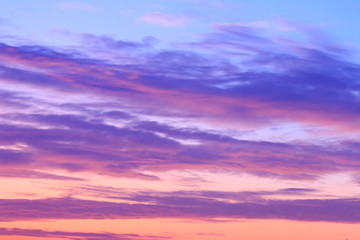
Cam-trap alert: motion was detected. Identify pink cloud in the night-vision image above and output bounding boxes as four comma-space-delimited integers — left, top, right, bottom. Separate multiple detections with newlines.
230, 21, 271, 28
141, 12, 187, 27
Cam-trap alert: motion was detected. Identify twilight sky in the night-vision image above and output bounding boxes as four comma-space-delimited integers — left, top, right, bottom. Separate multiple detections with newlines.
1, 1, 360, 240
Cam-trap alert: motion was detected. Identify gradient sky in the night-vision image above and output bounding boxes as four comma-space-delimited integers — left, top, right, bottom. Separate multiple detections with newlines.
1, 1, 360, 240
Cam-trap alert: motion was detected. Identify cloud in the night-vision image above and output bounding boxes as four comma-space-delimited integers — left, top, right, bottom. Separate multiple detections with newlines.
1, 111, 360, 180
80, 33, 157, 50
141, 12, 187, 27
0, 227, 170, 240
0, 24, 360, 182
79, 186, 319, 203
233, 21, 271, 28
0, 170, 84, 181
1, 196, 359, 223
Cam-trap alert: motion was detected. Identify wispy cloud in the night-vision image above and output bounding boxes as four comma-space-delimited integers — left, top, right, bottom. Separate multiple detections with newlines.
0, 227, 170, 240
141, 12, 187, 27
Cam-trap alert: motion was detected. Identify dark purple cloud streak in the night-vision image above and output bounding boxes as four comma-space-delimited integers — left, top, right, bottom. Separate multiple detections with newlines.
0, 227, 170, 240
0, 196, 359, 223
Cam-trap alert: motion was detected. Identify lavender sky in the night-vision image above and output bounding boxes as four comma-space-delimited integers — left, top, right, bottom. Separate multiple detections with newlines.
1, 1, 360, 240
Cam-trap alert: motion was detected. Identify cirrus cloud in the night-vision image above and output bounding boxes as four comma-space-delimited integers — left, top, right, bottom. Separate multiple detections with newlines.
141, 12, 187, 27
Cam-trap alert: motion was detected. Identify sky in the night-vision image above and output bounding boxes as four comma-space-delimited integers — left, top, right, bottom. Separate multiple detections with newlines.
0, 0, 360, 239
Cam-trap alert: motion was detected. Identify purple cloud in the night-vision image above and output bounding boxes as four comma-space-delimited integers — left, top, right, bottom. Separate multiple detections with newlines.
80, 33, 157, 50
0, 149, 32, 165
0, 24, 360, 181
1, 110, 360, 180
1, 31, 359, 133
78, 186, 319, 203
0, 227, 170, 240
0, 170, 84, 181
0, 196, 359, 223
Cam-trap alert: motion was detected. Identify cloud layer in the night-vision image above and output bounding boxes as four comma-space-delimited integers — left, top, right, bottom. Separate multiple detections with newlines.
0, 227, 170, 240
1, 195, 359, 223
1, 21, 360, 228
